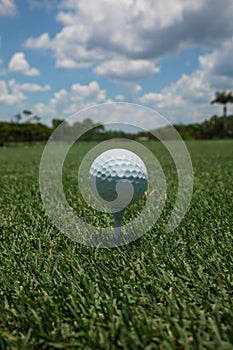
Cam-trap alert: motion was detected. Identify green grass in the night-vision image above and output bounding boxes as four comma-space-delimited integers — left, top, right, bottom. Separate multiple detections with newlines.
0, 140, 233, 349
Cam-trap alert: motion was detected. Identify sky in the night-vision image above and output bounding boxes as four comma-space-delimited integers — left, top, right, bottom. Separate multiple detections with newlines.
0, 0, 233, 127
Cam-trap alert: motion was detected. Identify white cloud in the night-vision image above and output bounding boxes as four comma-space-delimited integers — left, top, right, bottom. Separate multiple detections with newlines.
0, 79, 26, 105
0, 0, 16, 16
138, 70, 214, 123
138, 92, 164, 104
25, 28, 104, 69
50, 89, 68, 109
71, 81, 106, 102
0, 80, 7, 94
34, 89, 69, 117
0, 79, 51, 106
19, 0, 233, 124
72, 81, 99, 98
163, 71, 212, 106
95, 59, 159, 80
33, 81, 108, 120
138, 41, 233, 115
138, 64, 233, 124
135, 36, 233, 124
24, 0, 233, 82
199, 40, 233, 79
8, 52, 40, 76
25, 33, 51, 50
34, 102, 55, 117
17, 82, 51, 92
115, 95, 125, 101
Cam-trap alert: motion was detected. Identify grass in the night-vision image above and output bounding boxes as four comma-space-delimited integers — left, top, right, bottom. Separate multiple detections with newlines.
0, 140, 233, 349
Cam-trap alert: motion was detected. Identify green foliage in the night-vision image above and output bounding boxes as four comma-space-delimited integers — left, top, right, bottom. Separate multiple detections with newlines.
174, 115, 233, 140
0, 122, 52, 145
211, 91, 233, 105
13, 113, 22, 124
210, 91, 233, 136
0, 115, 233, 147
0, 141, 233, 349
52, 119, 65, 129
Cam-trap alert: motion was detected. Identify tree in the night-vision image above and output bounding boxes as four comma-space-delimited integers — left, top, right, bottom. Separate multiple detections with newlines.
23, 110, 40, 123
211, 91, 233, 137
13, 113, 22, 124
52, 119, 65, 129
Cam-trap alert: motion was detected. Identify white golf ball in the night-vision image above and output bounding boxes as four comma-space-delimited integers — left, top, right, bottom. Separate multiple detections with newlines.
89, 149, 148, 209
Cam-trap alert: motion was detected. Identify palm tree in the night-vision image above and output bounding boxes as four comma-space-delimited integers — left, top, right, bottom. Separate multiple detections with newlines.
211, 91, 233, 137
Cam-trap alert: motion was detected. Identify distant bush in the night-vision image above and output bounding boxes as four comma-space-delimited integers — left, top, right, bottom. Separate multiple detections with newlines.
0, 115, 232, 146
0, 122, 52, 145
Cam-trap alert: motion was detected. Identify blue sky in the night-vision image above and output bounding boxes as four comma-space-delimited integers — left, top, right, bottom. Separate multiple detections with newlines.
0, 0, 233, 127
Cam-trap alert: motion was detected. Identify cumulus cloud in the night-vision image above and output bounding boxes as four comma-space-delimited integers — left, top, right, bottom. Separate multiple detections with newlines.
95, 59, 159, 80
138, 92, 164, 105
199, 41, 233, 78
17, 82, 51, 92
71, 81, 106, 102
34, 89, 69, 117
138, 69, 215, 123
0, 0, 16, 16
33, 81, 108, 119
25, 28, 104, 69
0, 79, 51, 106
8, 52, 40, 76
24, 0, 233, 81
50, 89, 68, 109
0, 79, 26, 105
20, 83, 50, 92
138, 67, 233, 124
20, 0, 233, 124
25, 33, 51, 50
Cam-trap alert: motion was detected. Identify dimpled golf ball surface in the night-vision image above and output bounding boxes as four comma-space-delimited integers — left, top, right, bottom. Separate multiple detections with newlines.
89, 149, 148, 207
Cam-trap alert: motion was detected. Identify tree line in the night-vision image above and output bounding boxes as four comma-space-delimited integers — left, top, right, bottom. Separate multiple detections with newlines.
0, 114, 232, 146
0, 91, 232, 145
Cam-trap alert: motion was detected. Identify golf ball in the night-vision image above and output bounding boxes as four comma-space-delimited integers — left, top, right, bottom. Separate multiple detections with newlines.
89, 149, 148, 209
